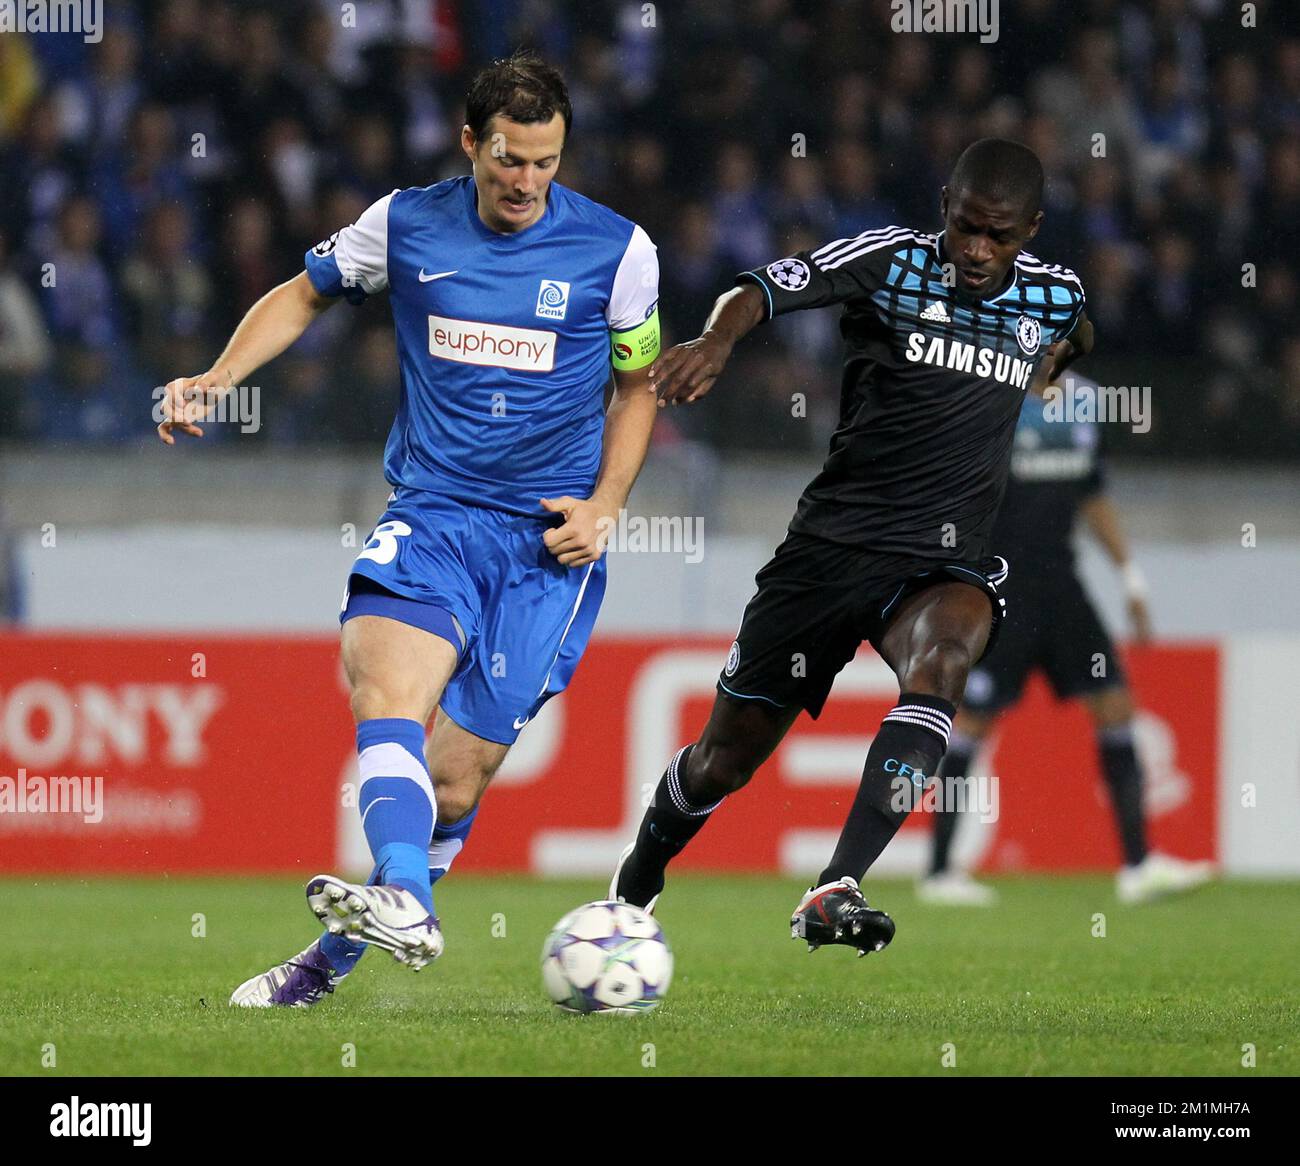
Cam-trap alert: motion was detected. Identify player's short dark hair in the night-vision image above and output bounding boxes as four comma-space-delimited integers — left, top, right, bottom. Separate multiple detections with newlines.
949, 139, 1044, 219
465, 51, 572, 142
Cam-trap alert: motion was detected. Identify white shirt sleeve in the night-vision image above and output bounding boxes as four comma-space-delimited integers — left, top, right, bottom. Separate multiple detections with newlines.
310, 190, 395, 296
605, 224, 659, 331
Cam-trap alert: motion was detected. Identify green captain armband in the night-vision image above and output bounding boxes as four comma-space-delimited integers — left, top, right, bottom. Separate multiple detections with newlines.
610, 308, 661, 371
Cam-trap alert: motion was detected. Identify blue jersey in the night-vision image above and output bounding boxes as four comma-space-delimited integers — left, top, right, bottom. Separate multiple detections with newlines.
305, 177, 659, 515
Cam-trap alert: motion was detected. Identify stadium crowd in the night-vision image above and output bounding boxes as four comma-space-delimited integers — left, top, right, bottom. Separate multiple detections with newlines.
0, 0, 1295, 459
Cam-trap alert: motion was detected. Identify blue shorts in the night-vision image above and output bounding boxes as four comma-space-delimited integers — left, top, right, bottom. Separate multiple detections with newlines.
340, 488, 606, 744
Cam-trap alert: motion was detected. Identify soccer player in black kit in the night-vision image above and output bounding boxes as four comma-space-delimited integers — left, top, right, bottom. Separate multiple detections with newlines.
610, 139, 1094, 955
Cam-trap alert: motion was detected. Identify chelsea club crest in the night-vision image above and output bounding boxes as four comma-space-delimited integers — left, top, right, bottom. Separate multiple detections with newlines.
1016, 314, 1041, 355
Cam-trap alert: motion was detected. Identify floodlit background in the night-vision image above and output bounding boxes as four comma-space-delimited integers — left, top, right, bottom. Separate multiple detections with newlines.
0, 0, 1297, 879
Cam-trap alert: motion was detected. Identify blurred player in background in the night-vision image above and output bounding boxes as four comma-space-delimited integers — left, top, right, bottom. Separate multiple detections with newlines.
613, 139, 1092, 956
156, 53, 662, 1006
919, 381, 1215, 907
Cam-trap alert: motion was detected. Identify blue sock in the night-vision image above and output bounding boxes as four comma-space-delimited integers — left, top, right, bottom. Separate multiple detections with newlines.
318, 931, 367, 975
356, 717, 436, 913
429, 806, 478, 889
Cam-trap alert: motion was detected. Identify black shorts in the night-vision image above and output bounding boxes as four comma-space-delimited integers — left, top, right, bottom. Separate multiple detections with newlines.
718, 532, 1009, 718
962, 567, 1123, 714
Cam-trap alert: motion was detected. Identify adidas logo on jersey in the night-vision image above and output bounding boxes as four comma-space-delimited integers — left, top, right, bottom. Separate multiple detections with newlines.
919, 300, 951, 323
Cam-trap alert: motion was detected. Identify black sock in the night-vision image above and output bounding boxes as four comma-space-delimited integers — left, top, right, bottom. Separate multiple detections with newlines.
928, 733, 975, 876
615, 744, 723, 907
817, 693, 956, 887
1098, 723, 1148, 867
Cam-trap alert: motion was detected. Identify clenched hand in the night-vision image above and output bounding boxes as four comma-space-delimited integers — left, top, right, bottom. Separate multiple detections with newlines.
540, 496, 618, 567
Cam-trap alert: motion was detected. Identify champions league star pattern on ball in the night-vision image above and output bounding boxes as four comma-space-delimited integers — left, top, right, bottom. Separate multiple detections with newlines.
541, 900, 673, 1014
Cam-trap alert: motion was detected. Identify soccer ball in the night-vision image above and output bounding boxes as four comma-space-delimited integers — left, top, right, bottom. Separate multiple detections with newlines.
541, 900, 673, 1014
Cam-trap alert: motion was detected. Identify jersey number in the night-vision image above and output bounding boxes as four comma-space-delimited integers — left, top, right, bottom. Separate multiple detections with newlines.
357, 520, 413, 566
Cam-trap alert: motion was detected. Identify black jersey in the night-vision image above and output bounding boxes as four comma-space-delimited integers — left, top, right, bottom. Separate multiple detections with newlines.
738, 227, 1086, 561
992, 387, 1105, 577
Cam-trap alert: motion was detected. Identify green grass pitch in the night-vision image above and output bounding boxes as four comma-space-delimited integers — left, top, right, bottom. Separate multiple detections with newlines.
4, 875, 1296, 1077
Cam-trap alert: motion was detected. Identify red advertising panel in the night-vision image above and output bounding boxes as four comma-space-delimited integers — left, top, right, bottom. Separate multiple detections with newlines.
457, 638, 1220, 875
972, 647, 1220, 871
0, 634, 1218, 874
0, 634, 348, 874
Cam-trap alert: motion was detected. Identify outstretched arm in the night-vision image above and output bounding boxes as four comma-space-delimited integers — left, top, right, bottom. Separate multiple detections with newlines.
156, 271, 335, 443
650, 283, 766, 407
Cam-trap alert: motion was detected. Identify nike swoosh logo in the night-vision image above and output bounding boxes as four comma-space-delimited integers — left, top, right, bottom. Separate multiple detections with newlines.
419, 269, 458, 282
513, 715, 530, 730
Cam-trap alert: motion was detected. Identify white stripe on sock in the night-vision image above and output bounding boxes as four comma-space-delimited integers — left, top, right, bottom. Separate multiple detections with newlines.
889, 705, 953, 735
427, 836, 464, 874
665, 746, 723, 817
883, 707, 952, 745
358, 740, 437, 817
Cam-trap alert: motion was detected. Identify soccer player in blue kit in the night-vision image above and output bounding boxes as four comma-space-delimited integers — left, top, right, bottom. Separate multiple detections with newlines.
155, 55, 662, 1007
